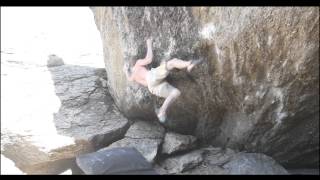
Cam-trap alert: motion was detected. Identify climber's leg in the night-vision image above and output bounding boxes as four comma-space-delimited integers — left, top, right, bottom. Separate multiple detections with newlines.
166, 58, 203, 72
166, 58, 191, 70
157, 87, 181, 123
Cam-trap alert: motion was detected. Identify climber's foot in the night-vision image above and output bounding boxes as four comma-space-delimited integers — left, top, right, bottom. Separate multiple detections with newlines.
155, 107, 167, 123
187, 58, 204, 73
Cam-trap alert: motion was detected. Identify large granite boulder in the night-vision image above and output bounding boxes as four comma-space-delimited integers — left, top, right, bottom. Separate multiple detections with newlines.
91, 7, 319, 167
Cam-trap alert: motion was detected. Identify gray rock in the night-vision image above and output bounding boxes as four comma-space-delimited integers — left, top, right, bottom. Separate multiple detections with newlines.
201, 146, 237, 166
76, 147, 157, 174
102, 138, 162, 164
161, 132, 197, 155
179, 146, 236, 175
223, 153, 289, 174
91, 7, 319, 168
100, 120, 164, 163
47, 54, 64, 67
48, 65, 130, 149
182, 165, 227, 175
125, 120, 165, 139
158, 150, 204, 174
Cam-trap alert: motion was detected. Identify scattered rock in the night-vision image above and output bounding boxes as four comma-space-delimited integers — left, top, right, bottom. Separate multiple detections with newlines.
201, 146, 237, 166
125, 120, 165, 139
157, 150, 204, 174
179, 146, 236, 174
76, 147, 157, 174
161, 132, 197, 155
47, 54, 64, 67
223, 153, 288, 174
100, 120, 165, 163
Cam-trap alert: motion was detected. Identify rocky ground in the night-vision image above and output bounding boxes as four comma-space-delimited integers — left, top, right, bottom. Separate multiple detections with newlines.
1, 56, 318, 175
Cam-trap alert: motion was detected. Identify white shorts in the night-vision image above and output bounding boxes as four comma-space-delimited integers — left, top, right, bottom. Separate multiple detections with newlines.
146, 62, 176, 98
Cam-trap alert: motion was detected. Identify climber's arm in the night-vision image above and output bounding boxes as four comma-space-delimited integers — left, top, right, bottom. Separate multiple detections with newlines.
136, 38, 153, 66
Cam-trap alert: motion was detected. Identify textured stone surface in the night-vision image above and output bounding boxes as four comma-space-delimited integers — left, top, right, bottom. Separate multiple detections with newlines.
49, 64, 130, 149
161, 132, 197, 155
179, 146, 236, 175
181, 165, 227, 175
100, 120, 165, 163
223, 153, 289, 174
201, 146, 237, 167
125, 120, 165, 139
157, 150, 204, 174
91, 7, 319, 167
76, 147, 157, 174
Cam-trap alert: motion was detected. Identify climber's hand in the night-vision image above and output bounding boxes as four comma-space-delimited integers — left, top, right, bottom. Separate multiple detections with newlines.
123, 63, 129, 73
147, 37, 153, 45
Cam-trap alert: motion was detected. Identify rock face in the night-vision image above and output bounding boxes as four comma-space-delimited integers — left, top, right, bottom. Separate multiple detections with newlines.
223, 153, 289, 174
48, 64, 130, 149
162, 132, 197, 155
91, 7, 319, 167
100, 120, 165, 163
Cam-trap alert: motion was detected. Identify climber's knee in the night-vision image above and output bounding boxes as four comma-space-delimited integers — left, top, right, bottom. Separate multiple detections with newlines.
166, 59, 177, 70
171, 88, 181, 98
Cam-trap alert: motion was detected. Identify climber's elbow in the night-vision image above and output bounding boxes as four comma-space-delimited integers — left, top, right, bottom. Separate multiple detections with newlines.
127, 75, 134, 82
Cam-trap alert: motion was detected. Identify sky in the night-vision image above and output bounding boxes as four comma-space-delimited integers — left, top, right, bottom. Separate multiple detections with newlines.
1, 7, 104, 67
